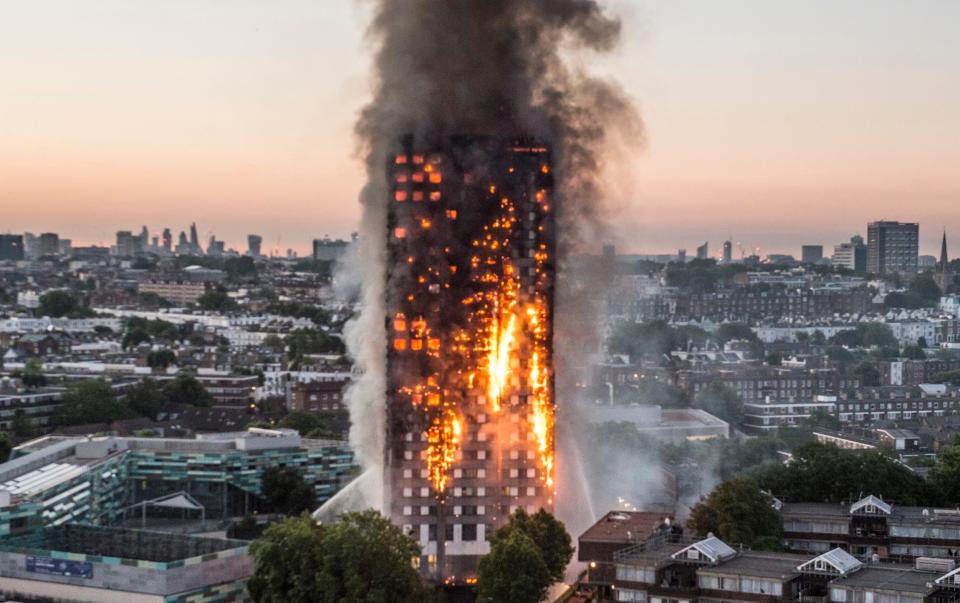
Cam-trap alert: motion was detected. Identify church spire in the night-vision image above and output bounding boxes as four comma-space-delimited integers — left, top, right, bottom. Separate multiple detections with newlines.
941, 229, 949, 270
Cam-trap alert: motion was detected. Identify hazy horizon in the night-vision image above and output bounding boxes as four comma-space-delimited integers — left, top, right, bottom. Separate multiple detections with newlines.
2, 0, 958, 257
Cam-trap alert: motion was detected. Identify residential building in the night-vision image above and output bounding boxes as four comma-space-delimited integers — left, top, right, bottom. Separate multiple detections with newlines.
291, 379, 349, 413
311, 237, 349, 262
867, 221, 919, 275
782, 495, 960, 562
247, 234, 262, 258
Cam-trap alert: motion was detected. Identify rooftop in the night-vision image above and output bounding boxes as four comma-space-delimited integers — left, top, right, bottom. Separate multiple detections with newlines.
830, 565, 938, 594
580, 511, 672, 545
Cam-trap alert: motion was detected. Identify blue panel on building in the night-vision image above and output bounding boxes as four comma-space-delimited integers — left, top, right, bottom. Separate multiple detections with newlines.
26, 555, 94, 579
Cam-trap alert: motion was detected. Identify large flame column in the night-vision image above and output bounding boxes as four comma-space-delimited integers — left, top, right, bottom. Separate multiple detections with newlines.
383, 137, 556, 581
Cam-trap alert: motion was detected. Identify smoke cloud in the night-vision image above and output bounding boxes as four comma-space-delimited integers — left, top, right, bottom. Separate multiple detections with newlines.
338, 0, 642, 522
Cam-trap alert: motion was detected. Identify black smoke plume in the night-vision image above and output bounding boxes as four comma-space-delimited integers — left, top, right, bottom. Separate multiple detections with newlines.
336, 0, 641, 519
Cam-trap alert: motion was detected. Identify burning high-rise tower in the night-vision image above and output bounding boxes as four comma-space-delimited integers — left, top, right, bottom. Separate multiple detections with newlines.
340, 0, 641, 586
384, 136, 556, 579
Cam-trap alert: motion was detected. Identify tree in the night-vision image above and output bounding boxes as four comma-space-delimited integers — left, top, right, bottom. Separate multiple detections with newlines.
756, 442, 936, 505
862, 323, 898, 349
765, 352, 783, 366
853, 362, 881, 387
162, 372, 213, 407
285, 329, 346, 358
489, 508, 574, 584
122, 329, 151, 350
314, 510, 428, 603
694, 382, 743, 425
37, 290, 78, 317
11, 411, 35, 439
248, 514, 326, 603
478, 530, 552, 603
714, 323, 758, 345
20, 358, 47, 388
146, 349, 176, 370
0, 432, 11, 463
929, 444, 960, 505
607, 320, 676, 362
687, 476, 782, 550
52, 379, 133, 426
903, 345, 927, 360
262, 334, 285, 352
126, 378, 169, 418
260, 467, 316, 516
197, 289, 238, 312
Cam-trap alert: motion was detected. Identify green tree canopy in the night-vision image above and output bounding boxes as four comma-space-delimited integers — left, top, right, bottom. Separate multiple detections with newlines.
756, 442, 936, 505
126, 378, 169, 419
285, 329, 346, 358
478, 530, 552, 603
929, 444, 960, 506
259, 467, 316, 516
146, 349, 176, 370
489, 508, 573, 584
37, 290, 78, 318
249, 511, 427, 603
197, 289, 238, 312
687, 476, 782, 550
162, 372, 213, 407
694, 382, 743, 425
0, 432, 12, 463
248, 514, 326, 603
52, 379, 134, 426
714, 323, 758, 345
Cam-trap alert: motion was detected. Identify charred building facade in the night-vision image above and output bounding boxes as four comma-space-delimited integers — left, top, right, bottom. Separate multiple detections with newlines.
384, 136, 556, 580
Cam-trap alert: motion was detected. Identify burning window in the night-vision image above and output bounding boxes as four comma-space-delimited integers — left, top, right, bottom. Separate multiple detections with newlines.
394, 227, 407, 239
412, 172, 425, 183
429, 172, 442, 184
394, 338, 408, 351
395, 154, 408, 165
395, 191, 408, 202
412, 191, 424, 202
429, 191, 442, 201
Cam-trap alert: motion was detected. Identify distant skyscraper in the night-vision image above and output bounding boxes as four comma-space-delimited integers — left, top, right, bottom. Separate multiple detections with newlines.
189, 223, 201, 255
137, 226, 149, 253
115, 231, 135, 257
312, 237, 349, 261
247, 234, 263, 258
0, 235, 24, 261
801, 245, 823, 264
722, 240, 733, 264
677, 248, 687, 263
696, 241, 709, 260
867, 221, 919, 275
162, 228, 173, 252
176, 231, 190, 255
37, 233, 60, 257
832, 235, 867, 273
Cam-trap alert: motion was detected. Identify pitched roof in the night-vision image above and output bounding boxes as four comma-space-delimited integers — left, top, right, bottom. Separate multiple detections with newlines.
796, 548, 864, 576
850, 494, 892, 515
670, 536, 736, 564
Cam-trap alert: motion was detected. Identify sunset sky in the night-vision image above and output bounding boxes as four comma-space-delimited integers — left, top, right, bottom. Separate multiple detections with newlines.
1, 1, 958, 257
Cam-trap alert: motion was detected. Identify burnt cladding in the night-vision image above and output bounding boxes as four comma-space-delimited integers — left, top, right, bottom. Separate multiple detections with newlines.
385, 135, 556, 578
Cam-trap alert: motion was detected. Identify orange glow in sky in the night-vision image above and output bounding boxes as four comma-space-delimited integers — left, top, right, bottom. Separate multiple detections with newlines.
1, 1, 958, 256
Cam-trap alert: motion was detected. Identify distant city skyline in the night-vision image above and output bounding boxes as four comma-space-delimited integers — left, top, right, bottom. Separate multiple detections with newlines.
1, 1, 958, 257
